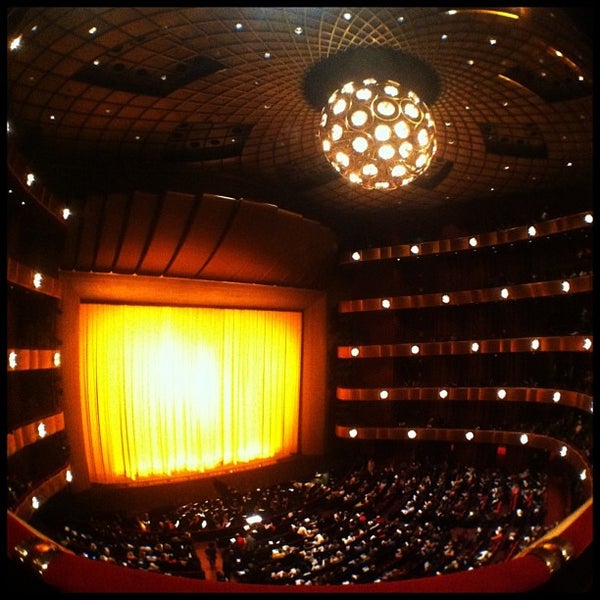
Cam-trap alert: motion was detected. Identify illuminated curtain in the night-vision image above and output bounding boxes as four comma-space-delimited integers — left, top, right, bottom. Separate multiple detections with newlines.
78, 304, 301, 484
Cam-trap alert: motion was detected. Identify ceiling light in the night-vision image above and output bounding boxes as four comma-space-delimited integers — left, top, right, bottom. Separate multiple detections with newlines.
319, 78, 437, 190
9, 35, 22, 51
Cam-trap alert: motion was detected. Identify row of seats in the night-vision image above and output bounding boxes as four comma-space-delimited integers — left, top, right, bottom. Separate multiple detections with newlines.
34, 452, 563, 585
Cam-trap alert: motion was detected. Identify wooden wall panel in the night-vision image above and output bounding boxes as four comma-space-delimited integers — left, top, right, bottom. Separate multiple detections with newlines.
165, 193, 238, 278
200, 200, 280, 281
72, 194, 105, 272
111, 191, 160, 273
137, 191, 197, 275
60, 191, 338, 289
200, 200, 337, 287
92, 193, 130, 272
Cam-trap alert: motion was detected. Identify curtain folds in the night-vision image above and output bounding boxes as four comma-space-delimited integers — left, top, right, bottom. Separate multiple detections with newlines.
79, 304, 301, 484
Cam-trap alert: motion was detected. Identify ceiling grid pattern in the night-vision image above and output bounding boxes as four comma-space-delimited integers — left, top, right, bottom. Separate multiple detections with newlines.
7, 6, 592, 249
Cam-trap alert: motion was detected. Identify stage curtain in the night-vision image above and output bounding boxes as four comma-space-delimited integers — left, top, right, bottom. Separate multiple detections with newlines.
78, 304, 301, 484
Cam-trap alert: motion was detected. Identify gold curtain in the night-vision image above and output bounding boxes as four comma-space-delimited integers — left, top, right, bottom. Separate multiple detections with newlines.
78, 304, 301, 484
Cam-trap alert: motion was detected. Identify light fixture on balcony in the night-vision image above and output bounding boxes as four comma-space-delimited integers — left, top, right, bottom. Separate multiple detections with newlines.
319, 78, 437, 190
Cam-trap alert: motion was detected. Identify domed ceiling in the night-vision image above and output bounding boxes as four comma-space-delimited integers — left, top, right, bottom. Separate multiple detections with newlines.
7, 7, 593, 250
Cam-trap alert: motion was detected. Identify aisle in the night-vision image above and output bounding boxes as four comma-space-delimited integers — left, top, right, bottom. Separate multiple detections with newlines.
193, 541, 223, 581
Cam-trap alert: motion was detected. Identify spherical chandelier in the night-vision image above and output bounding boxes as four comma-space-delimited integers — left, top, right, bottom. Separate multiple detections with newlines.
319, 78, 437, 191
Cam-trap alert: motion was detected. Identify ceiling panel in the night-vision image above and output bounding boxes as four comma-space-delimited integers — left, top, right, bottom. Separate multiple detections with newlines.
7, 7, 593, 251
